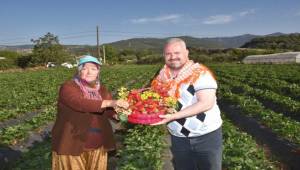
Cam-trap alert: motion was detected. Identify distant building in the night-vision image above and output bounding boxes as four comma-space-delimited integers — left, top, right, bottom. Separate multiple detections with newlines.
243, 52, 300, 64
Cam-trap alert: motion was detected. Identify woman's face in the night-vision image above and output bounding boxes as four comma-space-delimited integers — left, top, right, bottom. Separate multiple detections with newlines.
79, 62, 100, 82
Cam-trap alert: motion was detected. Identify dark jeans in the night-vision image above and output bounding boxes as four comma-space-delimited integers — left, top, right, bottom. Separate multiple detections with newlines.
171, 127, 222, 170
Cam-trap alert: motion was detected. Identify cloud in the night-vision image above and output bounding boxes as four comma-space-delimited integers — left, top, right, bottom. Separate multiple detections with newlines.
203, 15, 233, 25
131, 14, 182, 24
202, 9, 256, 25
239, 9, 256, 16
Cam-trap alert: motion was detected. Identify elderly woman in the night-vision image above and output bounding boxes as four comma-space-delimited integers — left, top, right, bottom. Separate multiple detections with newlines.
52, 55, 128, 170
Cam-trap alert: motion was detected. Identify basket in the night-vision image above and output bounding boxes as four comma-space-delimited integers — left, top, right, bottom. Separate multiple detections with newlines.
128, 111, 165, 125
119, 87, 173, 125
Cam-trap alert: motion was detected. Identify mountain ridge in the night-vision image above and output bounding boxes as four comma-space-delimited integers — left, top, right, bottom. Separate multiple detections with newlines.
1, 32, 297, 52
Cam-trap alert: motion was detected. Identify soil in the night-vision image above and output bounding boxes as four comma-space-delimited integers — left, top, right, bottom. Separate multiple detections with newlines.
0, 110, 42, 129
219, 101, 300, 170
0, 66, 47, 73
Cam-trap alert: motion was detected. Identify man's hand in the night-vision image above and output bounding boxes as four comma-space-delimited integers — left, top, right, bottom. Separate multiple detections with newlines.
151, 114, 175, 125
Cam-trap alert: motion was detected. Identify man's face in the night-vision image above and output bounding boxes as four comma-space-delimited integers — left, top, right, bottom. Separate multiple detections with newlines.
164, 42, 189, 70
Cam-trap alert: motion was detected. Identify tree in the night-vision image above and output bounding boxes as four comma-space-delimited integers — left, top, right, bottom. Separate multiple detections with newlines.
104, 45, 118, 63
136, 49, 153, 62
31, 32, 71, 66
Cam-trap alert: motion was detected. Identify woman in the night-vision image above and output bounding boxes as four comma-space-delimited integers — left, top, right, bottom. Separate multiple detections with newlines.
52, 55, 128, 170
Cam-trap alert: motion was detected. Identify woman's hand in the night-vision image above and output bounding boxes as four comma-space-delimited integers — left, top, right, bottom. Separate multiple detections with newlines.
116, 99, 129, 109
102, 100, 129, 109
112, 113, 120, 120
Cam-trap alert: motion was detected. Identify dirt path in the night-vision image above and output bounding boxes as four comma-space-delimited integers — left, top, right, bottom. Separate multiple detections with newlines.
162, 134, 174, 170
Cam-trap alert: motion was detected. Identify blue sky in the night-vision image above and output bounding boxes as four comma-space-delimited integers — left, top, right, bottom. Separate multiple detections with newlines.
0, 0, 299, 45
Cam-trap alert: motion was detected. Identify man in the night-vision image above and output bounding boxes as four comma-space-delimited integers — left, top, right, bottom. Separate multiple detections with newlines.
151, 38, 222, 170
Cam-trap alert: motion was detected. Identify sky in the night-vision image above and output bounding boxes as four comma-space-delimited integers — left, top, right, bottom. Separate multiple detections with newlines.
0, 0, 299, 45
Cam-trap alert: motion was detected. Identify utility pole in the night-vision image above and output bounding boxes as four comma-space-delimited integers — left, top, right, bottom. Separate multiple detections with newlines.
96, 26, 101, 59
102, 45, 106, 64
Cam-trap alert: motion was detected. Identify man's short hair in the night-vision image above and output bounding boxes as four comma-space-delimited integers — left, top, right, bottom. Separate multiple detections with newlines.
165, 38, 187, 49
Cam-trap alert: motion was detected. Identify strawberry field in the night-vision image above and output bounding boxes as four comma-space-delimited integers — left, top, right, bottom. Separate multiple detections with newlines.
0, 64, 299, 169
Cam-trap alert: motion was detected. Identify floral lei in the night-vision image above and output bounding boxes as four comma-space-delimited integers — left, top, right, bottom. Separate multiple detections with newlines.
151, 60, 212, 99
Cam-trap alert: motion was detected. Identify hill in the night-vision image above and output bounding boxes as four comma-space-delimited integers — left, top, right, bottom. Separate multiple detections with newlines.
2, 32, 297, 53
105, 34, 260, 51
89, 33, 288, 51
241, 33, 300, 50
201, 34, 258, 48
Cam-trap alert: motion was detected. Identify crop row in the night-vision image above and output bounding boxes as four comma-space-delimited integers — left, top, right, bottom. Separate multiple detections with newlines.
219, 74, 300, 116
211, 64, 300, 85
216, 69, 300, 101
218, 82, 300, 145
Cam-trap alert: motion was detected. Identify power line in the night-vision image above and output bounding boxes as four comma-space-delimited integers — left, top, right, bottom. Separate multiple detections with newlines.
0, 37, 33, 42
0, 29, 218, 46
0, 41, 32, 46
101, 30, 172, 36
0, 30, 95, 45
58, 30, 94, 36
60, 34, 95, 40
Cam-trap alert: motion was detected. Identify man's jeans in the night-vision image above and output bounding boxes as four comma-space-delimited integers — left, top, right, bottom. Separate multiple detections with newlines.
171, 127, 222, 170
